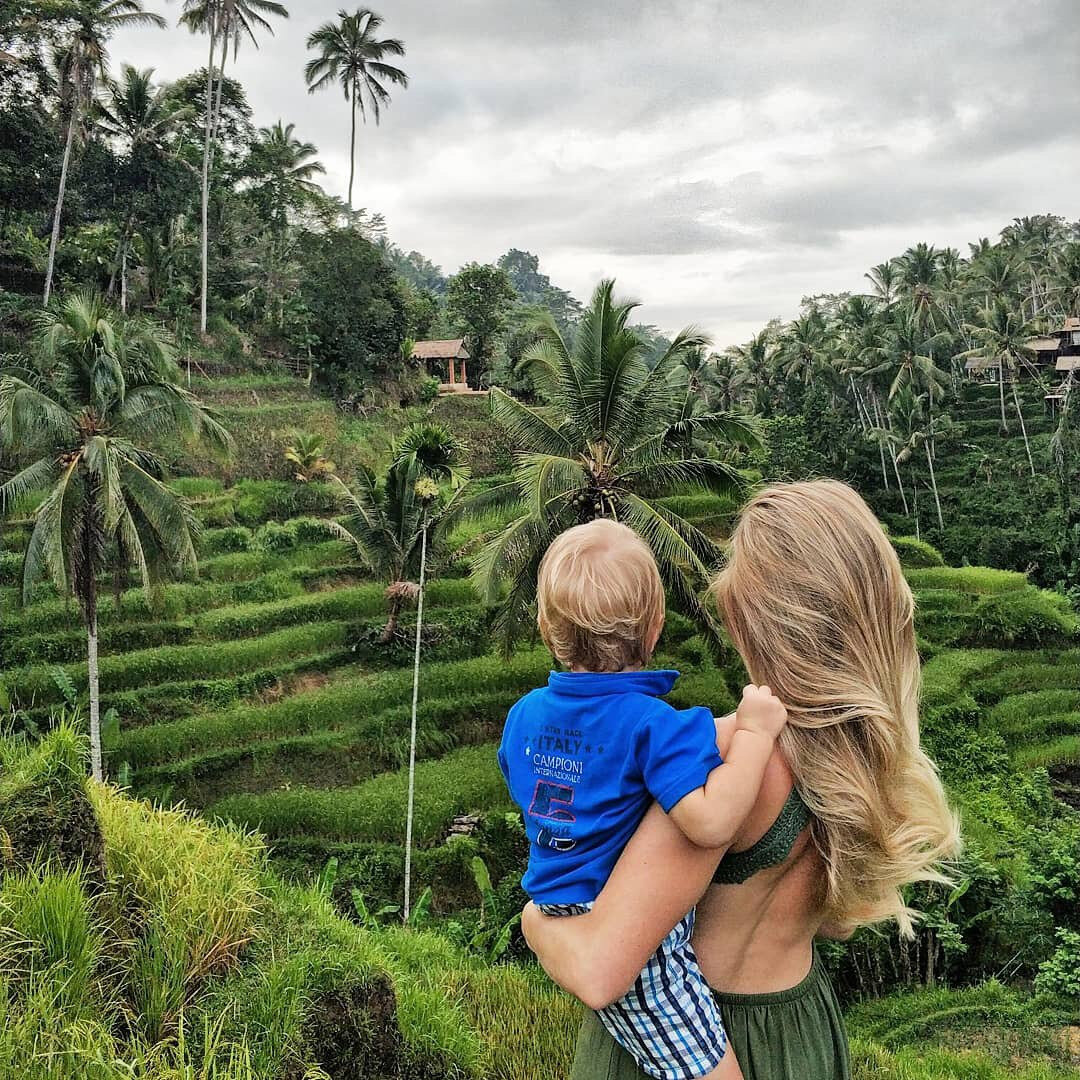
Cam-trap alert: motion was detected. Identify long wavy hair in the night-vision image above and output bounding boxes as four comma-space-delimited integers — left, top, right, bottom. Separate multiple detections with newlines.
714, 480, 960, 936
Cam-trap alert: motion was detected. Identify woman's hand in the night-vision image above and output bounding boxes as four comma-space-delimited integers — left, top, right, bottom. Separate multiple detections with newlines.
522, 804, 724, 1009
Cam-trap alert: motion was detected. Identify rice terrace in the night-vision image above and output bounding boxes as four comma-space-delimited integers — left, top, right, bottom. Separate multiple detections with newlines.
1, 2, 1080, 1078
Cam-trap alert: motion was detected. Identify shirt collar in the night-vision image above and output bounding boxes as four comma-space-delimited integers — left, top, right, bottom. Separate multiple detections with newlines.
547, 669, 680, 697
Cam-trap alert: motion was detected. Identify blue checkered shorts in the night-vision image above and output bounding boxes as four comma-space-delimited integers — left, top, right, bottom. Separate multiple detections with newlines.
537, 902, 727, 1079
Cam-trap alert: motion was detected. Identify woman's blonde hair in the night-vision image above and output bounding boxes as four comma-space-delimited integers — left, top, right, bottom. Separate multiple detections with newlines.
537, 519, 665, 673
714, 479, 960, 936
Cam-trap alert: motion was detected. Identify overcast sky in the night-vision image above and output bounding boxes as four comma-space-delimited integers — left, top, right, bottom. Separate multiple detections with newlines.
113, 1, 1080, 347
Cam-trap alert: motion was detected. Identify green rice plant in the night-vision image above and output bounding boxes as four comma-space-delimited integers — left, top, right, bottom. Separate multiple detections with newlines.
920, 650, 1010, 708
132, 690, 520, 805
9, 622, 351, 705
0, 866, 100, 1014
89, 785, 265, 1044
7, 621, 196, 666
200, 525, 254, 555
113, 647, 553, 769
209, 742, 512, 844
986, 690, 1080, 734
169, 477, 225, 498
963, 590, 1079, 648
195, 579, 478, 639
905, 567, 1029, 595
1013, 735, 1080, 770
892, 536, 946, 568
199, 540, 349, 582
974, 651, 1080, 700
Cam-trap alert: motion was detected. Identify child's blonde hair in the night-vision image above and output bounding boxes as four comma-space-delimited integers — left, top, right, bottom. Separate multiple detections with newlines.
538, 519, 665, 673
714, 479, 960, 937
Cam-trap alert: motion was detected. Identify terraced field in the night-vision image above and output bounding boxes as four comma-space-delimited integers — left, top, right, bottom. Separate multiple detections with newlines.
4, 373, 1080, 1078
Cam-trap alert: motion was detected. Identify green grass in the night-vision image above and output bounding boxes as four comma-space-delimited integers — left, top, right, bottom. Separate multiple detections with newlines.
195, 578, 477, 639
904, 566, 1030, 595
112, 647, 553, 769
131, 690, 521, 806
209, 742, 512, 845
7, 621, 352, 705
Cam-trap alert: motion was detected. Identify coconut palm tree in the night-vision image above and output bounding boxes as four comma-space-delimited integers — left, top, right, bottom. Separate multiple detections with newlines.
465, 280, 759, 651
248, 120, 326, 235
96, 65, 194, 311
283, 431, 334, 482
1054, 242, 1080, 318
42, 0, 166, 306
960, 300, 1039, 475
328, 423, 469, 642
893, 390, 949, 530
0, 291, 230, 780
865, 260, 900, 306
305, 8, 408, 208
864, 304, 950, 406
180, 0, 288, 334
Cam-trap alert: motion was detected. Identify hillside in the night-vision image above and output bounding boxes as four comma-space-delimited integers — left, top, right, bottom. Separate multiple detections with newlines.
3, 371, 1080, 1078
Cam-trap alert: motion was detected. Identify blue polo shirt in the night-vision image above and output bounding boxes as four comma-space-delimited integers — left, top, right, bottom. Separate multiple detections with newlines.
497, 669, 722, 906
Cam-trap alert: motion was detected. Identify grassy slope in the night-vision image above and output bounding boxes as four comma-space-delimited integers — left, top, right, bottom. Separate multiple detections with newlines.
4, 373, 1079, 1078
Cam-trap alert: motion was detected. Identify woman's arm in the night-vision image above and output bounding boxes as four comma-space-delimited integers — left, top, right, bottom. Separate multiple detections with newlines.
522, 803, 723, 1010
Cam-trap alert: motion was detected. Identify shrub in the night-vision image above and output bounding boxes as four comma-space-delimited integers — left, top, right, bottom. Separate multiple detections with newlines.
892, 535, 945, 568
1034, 928, 1080, 998
966, 590, 1079, 648
0, 549, 20, 585
200, 525, 253, 555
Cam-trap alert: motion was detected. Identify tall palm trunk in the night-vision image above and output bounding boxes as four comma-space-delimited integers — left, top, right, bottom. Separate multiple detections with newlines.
199, 28, 218, 335
80, 515, 103, 782
347, 84, 357, 208
1011, 378, 1035, 477
44, 98, 79, 306
997, 363, 1008, 431
892, 448, 909, 517
925, 441, 944, 529
209, 42, 228, 173
403, 519, 428, 922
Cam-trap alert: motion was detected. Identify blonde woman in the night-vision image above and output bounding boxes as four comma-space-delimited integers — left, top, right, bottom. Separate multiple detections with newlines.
523, 480, 960, 1080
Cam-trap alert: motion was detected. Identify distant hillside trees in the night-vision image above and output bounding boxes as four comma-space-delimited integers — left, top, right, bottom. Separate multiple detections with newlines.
297, 227, 407, 391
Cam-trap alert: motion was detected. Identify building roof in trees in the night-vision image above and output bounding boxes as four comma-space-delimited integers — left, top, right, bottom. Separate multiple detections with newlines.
1029, 337, 1062, 351
412, 338, 470, 360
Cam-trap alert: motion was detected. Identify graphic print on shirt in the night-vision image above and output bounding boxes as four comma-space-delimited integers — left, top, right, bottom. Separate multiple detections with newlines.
522, 721, 605, 853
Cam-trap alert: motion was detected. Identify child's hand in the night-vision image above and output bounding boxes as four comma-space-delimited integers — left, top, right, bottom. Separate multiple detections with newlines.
736, 684, 788, 740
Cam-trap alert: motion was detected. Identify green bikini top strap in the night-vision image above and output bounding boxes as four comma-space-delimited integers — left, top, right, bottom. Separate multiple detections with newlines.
712, 787, 813, 886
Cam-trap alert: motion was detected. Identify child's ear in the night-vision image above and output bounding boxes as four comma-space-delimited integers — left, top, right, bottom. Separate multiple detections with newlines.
647, 616, 664, 655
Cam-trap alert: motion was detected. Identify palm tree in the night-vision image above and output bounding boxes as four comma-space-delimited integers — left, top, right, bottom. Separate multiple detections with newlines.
284, 431, 334, 482
1054, 242, 1080, 318
778, 310, 828, 386
248, 120, 326, 234
180, 0, 288, 335
893, 391, 948, 530
305, 8, 408, 208
466, 280, 759, 650
0, 291, 230, 780
42, 0, 166, 306
960, 300, 1039, 475
328, 423, 469, 642
865, 260, 900, 306
865, 304, 950, 405
96, 65, 194, 311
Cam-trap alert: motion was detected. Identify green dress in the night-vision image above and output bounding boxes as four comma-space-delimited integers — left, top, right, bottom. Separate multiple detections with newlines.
569, 790, 852, 1080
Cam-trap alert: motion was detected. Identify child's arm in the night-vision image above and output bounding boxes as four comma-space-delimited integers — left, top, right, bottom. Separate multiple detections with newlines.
667, 685, 787, 849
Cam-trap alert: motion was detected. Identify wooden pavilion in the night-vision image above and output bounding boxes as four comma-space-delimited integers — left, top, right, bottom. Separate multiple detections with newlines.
412, 338, 472, 393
